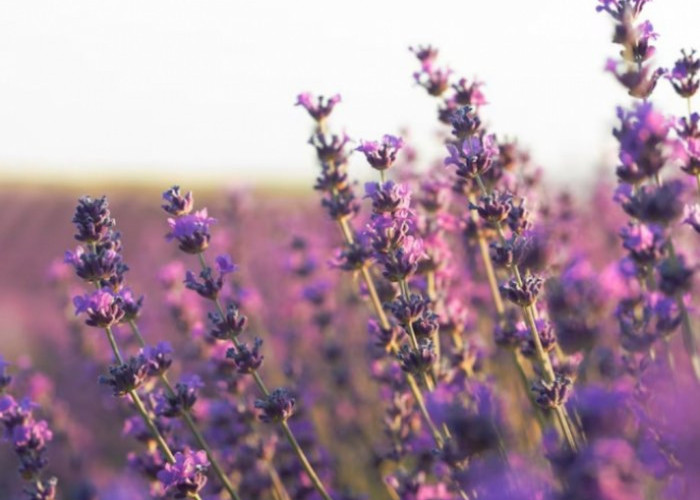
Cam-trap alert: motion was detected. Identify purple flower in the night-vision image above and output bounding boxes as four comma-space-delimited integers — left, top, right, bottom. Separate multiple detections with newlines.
142, 342, 173, 377
397, 338, 436, 376
296, 92, 341, 122
595, 0, 651, 21
364, 181, 411, 214
166, 209, 216, 254
99, 355, 150, 397
226, 337, 264, 374
683, 204, 700, 233
613, 103, 676, 183
413, 66, 452, 96
619, 222, 664, 266
356, 135, 404, 171
157, 450, 209, 498
161, 186, 194, 216
532, 375, 573, 409
118, 287, 144, 321
667, 49, 700, 98
71, 195, 115, 244
452, 77, 487, 107
409, 45, 439, 71
445, 134, 498, 179
215, 254, 237, 275
155, 375, 203, 417
254, 388, 296, 423
64, 246, 126, 285
500, 275, 544, 308
379, 235, 426, 282
208, 302, 247, 339
73, 288, 125, 328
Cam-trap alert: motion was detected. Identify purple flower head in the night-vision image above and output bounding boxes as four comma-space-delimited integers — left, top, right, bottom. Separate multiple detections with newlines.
73, 288, 125, 328
161, 186, 194, 216
166, 209, 216, 254
683, 204, 700, 233
379, 235, 426, 282
667, 49, 700, 98
618, 180, 684, 225
414, 66, 452, 96
208, 302, 247, 339
157, 450, 209, 498
309, 131, 351, 165
499, 275, 543, 308
532, 374, 573, 409
215, 254, 237, 275
118, 287, 143, 321
330, 239, 373, 271
367, 319, 404, 352
596, 0, 651, 21
226, 337, 264, 374
657, 254, 695, 296
356, 135, 404, 171
184, 266, 224, 300
64, 246, 126, 286
452, 77, 487, 107
71, 195, 115, 244
98, 355, 149, 397
471, 191, 512, 225
397, 338, 436, 377
445, 134, 498, 179
254, 388, 296, 423
613, 103, 676, 183
447, 106, 482, 139
296, 92, 341, 122
518, 318, 557, 358
364, 181, 411, 214
409, 45, 439, 71
387, 293, 428, 325
142, 342, 173, 377
619, 222, 665, 266
606, 60, 665, 99
155, 375, 203, 417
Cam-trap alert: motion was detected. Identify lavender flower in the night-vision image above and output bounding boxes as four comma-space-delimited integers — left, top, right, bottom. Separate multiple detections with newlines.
226, 337, 264, 374
157, 450, 209, 499
166, 208, 216, 254
445, 133, 498, 179
98, 355, 150, 397
682, 204, 700, 233
73, 288, 125, 328
255, 388, 296, 423
356, 135, 404, 171
296, 93, 341, 122
667, 49, 700, 98
162, 186, 194, 216
71, 195, 115, 243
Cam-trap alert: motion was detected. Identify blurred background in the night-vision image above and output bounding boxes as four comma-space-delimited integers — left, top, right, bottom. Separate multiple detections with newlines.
0, 0, 697, 189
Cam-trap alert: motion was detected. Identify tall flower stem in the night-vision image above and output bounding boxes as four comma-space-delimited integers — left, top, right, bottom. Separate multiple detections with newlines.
195, 253, 334, 500
125, 322, 243, 500
103, 327, 203, 500
651, 176, 700, 382
337, 219, 443, 439
473, 174, 580, 452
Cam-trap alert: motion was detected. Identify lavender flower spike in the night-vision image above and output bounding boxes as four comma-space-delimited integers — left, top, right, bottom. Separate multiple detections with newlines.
166, 209, 216, 254
356, 134, 404, 171
157, 450, 209, 499
296, 92, 341, 122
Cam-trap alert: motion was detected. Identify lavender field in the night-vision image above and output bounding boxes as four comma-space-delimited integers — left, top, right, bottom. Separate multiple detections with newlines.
2, 1, 700, 499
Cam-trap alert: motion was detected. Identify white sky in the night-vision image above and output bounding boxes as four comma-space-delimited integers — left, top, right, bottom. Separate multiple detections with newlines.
0, 0, 698, 187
